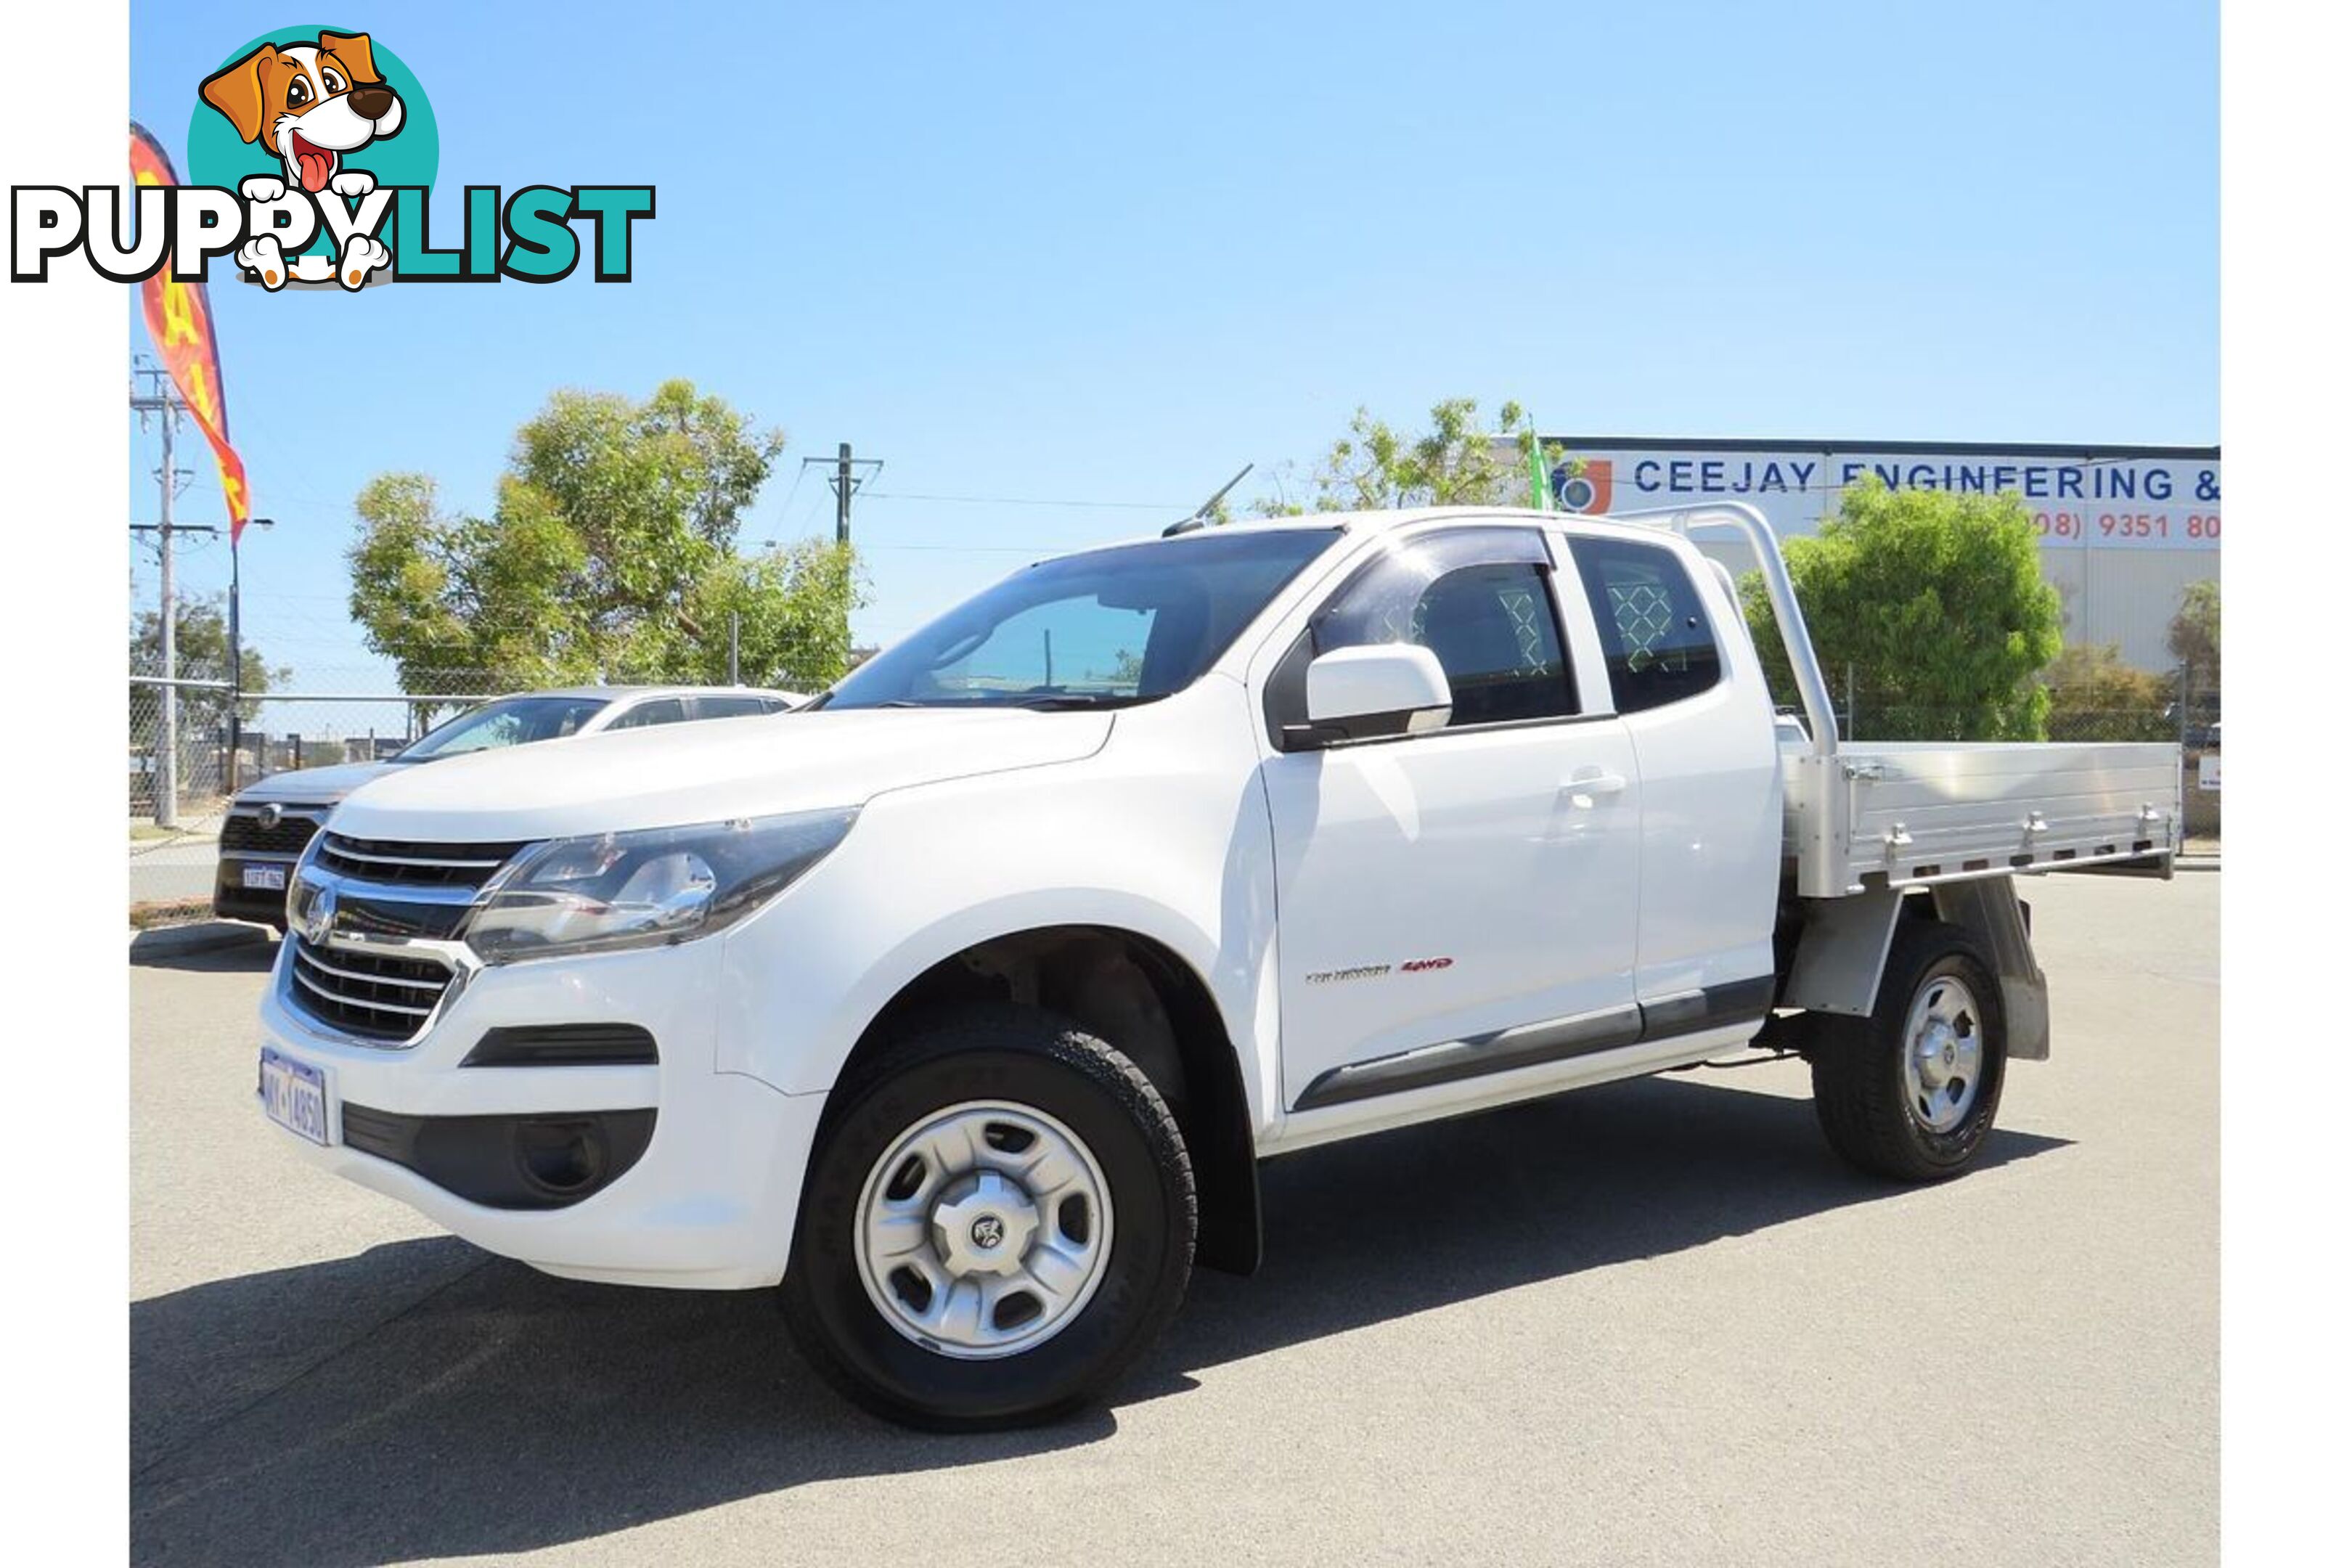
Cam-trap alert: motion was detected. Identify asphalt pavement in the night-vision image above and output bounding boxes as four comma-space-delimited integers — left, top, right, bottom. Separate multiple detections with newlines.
129, 872, 2217, 1567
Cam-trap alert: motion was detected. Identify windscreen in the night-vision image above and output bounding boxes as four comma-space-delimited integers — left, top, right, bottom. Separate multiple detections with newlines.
396, 695, 613, 759
822, 528, 1339, 710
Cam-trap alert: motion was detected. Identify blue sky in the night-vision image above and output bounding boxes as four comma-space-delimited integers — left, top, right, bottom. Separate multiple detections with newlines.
128, 0, 2217, 693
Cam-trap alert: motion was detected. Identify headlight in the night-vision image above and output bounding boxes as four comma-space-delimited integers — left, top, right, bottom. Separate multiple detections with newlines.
464, 807, 857, 965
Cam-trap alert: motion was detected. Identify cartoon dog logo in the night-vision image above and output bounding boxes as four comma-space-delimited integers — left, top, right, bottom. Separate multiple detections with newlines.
200, 30, 401, 289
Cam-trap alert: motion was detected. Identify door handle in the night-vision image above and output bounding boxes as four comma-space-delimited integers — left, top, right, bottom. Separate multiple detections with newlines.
1561, 768, 1628, 799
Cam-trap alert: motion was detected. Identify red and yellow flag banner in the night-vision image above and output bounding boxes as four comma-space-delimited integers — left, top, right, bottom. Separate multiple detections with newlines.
129, 121, 251, 542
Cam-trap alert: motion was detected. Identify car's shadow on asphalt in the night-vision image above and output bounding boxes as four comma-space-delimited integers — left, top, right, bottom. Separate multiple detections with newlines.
128, 930, 279, 973
129, 1072, 2068, 1566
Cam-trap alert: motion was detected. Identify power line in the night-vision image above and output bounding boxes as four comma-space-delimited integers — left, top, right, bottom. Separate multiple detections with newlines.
859, 542, 1061, 554
858, 491, 1188, 511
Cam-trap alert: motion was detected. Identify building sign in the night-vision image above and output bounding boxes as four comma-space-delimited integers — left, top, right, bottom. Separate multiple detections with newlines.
1543, 441, 2220, 553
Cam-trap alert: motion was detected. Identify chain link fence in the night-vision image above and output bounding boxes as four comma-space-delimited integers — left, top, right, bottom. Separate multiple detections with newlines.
127, 596, 862, 919
127, 663, 781, 916
131, 663, 505, 822
130, 658, 240, 833
1828, 699, 2208, 745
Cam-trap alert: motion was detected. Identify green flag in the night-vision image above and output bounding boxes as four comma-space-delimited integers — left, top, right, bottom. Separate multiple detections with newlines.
1527, 432, 1549, 510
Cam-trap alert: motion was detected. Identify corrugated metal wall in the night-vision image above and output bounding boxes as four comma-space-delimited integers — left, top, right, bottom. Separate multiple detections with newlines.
2039, 546, 2212, 672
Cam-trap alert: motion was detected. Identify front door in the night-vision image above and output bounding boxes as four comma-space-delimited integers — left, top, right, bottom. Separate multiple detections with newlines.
1259, 526, 1642, 1112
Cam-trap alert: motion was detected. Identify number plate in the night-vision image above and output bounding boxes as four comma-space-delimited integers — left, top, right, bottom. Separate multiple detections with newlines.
258, 1048, 330, 1146
242, 862, 288, 891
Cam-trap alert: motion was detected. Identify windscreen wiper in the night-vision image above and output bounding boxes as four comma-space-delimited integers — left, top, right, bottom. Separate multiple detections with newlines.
1010, 693, 1148, 710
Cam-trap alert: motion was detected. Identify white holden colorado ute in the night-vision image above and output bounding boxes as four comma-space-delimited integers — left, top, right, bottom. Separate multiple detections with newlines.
257, 503, 2181, 1428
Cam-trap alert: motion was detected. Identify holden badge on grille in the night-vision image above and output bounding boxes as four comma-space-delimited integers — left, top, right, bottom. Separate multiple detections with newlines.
297, 881, 338, 947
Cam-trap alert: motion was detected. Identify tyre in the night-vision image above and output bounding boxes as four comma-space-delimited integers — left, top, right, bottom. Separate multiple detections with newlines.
1809, 918, 2008, 1182
781, 1005, 1196, 1429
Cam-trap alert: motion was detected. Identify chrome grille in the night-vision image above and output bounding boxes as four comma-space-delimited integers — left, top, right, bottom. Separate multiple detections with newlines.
221, 809, 326, 856
282, 833, 528, 1043
288, 936, 454, 1042
314, 832, 523, 890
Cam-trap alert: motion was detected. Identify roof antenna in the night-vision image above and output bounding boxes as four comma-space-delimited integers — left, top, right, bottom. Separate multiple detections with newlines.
1164, 463, 1254, 536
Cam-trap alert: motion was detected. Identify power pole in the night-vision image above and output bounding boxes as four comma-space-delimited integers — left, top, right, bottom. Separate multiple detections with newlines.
800, 444, 883, 547
228, 523, 242, 794
835, 442, 852, 545
131, 367, 188, 828
158, 390, 176, 828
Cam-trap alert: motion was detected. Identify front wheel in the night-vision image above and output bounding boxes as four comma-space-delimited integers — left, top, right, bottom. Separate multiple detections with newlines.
1809, 919, 2008, 1182
781, 1006, 1196, 1429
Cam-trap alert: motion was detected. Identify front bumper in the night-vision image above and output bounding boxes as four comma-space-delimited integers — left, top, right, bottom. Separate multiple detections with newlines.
214, 854, 293, 927
256, 938, 826, 1289
213, 803, 330, 926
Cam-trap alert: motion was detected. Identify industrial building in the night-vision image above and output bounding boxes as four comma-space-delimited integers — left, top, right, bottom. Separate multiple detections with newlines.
1536, 438, 2220, 677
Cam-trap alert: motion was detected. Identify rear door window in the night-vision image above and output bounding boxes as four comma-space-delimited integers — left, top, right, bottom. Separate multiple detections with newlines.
1566, 536, 1723, 713
694, 695, 777, 719
605, 698, 690, 730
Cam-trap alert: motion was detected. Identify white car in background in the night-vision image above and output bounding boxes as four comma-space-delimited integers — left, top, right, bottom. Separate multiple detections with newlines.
214, 685, 804, 927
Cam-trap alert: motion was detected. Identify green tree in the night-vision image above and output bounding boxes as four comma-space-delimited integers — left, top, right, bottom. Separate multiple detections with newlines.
348, 380, 863, 696
129, 595, 283, 732
1257, 397, 1556, 515
2041, 643, 2176, 741
1741, 477, 2063, 740
2166, 579, 2220, 701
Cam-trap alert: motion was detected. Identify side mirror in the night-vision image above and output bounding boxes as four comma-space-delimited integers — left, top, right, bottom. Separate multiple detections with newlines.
1286, 643, 1453, 749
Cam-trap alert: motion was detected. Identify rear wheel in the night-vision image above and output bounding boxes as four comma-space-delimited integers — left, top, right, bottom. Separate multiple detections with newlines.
782, 1006, 1195, 1429
1809, 920, 2007, 1181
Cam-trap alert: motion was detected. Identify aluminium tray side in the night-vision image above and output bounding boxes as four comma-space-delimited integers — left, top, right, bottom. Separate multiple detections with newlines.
1782, 741, 2181, 894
